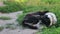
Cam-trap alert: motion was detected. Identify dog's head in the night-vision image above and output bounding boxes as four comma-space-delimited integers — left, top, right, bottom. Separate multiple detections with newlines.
41, 12, 57, 27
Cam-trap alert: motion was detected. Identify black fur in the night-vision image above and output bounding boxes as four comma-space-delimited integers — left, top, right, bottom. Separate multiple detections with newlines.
41, 15, 50, 27
22, 11, 50, 29
22, 15, 39, 29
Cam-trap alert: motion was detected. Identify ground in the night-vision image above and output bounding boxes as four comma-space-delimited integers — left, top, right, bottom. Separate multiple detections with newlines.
0, 11, 38, 34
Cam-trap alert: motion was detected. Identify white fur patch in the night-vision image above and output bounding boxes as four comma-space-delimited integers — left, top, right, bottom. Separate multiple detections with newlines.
45, 12, 57, 26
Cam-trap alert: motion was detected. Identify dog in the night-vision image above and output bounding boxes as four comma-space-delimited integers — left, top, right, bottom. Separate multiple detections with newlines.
22, 11, 57, 29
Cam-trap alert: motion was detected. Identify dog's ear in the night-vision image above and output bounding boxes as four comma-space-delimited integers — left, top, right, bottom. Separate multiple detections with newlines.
44, 11, 49, 13
37, 11, 49, 15
41, 11, 49, 15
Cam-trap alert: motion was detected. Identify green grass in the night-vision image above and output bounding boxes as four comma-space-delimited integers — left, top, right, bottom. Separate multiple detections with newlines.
0, 0, 23, 13
0, 26, 4, 31
36, 27, 60, 34
17, 13, 27, 25
0, 16, 11, 20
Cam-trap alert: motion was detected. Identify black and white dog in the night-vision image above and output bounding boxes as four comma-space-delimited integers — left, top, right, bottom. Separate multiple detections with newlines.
22, 11, 57, 29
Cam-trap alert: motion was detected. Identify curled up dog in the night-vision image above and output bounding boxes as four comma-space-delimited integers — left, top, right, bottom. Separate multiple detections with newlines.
22, 11, 57, 29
